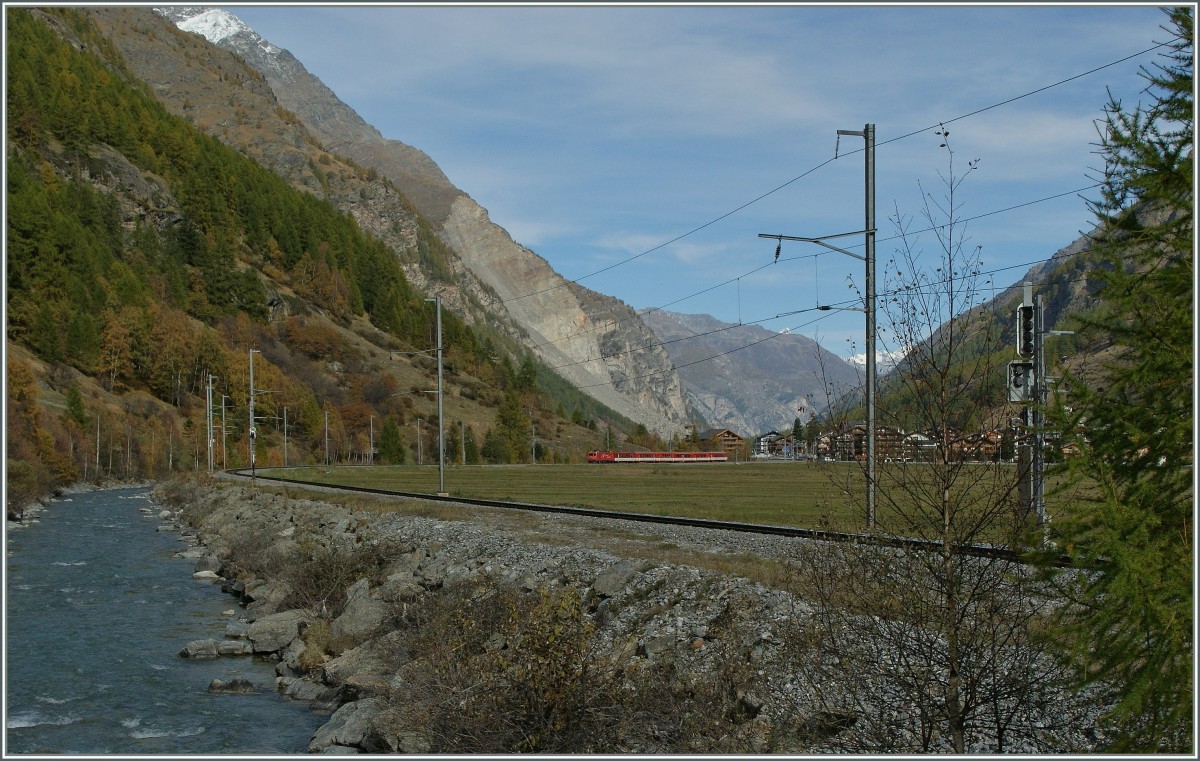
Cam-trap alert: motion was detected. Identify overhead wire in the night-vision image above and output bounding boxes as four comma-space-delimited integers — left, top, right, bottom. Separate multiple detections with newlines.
520, 181, 1102, 360
506, 153, 844, 304
551, 245, 1106, 389
499, 39, 1169, 310
872, 41, 1171, 152
479, 41, 1168, 396
499, 41, 1160, 364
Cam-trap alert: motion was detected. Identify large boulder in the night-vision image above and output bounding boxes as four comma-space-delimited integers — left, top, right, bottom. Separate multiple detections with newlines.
277, 675, 339, 703
192, 552, 223, 574
276, 636, 309, 678
319, 630, 407, 685
308, 698, 384, 753
592, 558, 650, 598
330, 579, 387, 644
223, 619, 251, 639
377, 571, 423, 603
247, 609, 311, 654
208, 676, 255, 694
178, 639, 220, 659
217, 639, 255, 656
383, 547, 424, 576
243, 578, 295, 619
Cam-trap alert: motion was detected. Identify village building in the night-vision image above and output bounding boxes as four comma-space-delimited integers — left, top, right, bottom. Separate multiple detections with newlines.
812, 423, 1013, 463
753, 431, 803, 459
696, 428, 746, 459
754, 431, 783, 458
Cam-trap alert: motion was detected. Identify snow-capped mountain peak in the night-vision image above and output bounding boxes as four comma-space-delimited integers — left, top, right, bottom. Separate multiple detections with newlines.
846, 349, 905, 373
154, 7, 279, 56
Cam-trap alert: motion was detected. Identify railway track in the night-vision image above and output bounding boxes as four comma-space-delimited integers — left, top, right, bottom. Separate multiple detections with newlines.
226, 469, 1072, 568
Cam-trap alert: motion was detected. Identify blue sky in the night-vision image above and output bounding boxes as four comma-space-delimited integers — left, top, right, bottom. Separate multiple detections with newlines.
230, 3, 1172, 359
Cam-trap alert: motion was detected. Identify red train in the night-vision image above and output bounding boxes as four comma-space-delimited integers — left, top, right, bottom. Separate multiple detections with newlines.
586, 450, 729, 463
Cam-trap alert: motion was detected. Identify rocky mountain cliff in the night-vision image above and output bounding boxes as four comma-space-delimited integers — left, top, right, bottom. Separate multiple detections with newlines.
148, 6, 688, 434
641, 310, 861, 437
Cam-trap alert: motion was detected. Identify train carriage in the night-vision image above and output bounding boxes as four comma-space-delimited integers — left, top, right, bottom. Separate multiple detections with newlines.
586, 450, 728, 463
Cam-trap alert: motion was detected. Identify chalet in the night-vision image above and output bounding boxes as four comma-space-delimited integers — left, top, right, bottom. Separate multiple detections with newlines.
836, 423, 907, 461
754, 431, 801, 459
903, 431, 936, 462
813, 424, 1004, 463
816, 427, 856, 461
951, 430, 1004, 461
754, 431, 783, 458
697, 428, 745, 458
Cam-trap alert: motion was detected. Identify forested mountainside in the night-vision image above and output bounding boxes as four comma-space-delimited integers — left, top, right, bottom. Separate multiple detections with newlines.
4, 7, 673, 512
141, 6, 691, 434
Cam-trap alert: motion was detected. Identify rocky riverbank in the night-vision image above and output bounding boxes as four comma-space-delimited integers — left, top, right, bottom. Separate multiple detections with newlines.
156, 478, 1108, 754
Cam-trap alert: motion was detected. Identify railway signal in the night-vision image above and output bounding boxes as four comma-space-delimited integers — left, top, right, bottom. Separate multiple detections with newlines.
1010, 283, 1069, 546
1016, 303, 1036, 357
1008, 360, 1034, 402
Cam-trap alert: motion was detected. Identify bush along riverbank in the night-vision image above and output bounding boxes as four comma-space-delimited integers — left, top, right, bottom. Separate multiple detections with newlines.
157, 479, 1109, 754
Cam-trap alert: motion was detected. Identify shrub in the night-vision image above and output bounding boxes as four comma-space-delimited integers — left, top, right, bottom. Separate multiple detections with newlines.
375, 578, 772, 753
296, 619, 353, 672
275, 536, 402, 617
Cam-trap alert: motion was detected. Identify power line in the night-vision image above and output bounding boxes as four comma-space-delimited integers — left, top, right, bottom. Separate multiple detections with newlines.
507, 156, 839, 304
499, 42, 1166, 308
551, 246, 1105, 388
497, 43, 1161, 359
478, 43, 1168, 394
521, 182, 1102, 359
841, 183, 1103, 256
874, 42, 1171, 151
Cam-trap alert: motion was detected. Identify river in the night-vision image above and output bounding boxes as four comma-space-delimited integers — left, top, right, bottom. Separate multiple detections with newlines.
5, 486, 326, 755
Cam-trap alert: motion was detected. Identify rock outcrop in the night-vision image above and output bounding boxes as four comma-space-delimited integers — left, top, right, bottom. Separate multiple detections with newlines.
208, 677, 256, 694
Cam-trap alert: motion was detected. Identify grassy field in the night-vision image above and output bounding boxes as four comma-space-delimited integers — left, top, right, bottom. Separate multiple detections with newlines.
255, 461, 869, 531
252, 460, 1079, 540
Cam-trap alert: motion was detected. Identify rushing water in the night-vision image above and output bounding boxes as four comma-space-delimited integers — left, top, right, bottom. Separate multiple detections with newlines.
5, 486, 327, 755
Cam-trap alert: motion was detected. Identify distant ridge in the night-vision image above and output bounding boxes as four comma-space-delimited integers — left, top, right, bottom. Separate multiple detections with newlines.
641, 310, 861, 437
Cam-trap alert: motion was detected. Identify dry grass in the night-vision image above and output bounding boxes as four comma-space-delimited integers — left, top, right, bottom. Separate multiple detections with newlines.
258, 462, 862, 529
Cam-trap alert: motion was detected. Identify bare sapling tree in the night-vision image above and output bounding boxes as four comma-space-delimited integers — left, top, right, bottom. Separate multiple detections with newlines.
791, 130, 1083, 752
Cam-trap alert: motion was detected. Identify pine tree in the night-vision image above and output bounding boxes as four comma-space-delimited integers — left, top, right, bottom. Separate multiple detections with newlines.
495, 390, 531, 463
378, 417, 406, 465
463, 425, 481, 465
515, 355, 538, 393
481, 427, 512, 464
1048, 8, 1193, 752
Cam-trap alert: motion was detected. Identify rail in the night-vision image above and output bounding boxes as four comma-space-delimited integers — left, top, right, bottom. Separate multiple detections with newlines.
225, 469, 1072, 568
